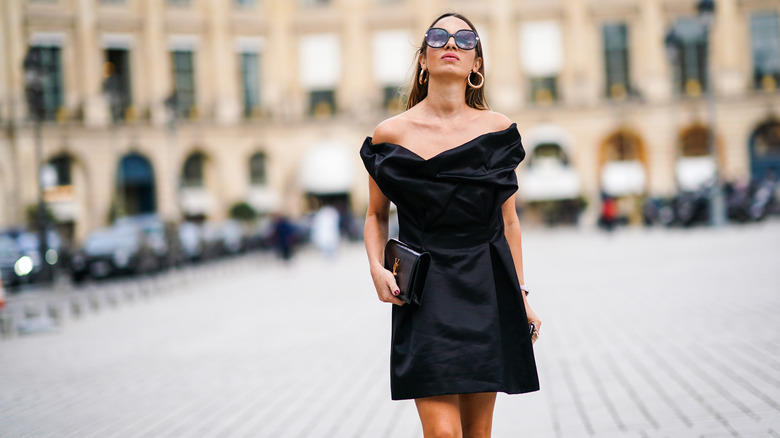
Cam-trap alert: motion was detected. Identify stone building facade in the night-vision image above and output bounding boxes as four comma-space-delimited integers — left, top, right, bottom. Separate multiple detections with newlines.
1, 0, 779, 242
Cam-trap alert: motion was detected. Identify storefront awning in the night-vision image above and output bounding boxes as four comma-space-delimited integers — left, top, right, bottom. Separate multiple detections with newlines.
601, 161, 646, 196
299, 142, 355, 194
179, 187, 214, 215
676, 156, 716, 191
520, 159, 581, 201
247, 186, 280, 214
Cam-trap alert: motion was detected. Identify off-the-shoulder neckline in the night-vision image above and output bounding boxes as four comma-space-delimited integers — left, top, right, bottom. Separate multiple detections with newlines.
367, 123, 518, 162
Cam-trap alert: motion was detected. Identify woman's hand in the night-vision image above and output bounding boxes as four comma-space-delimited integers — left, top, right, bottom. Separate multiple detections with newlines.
370, 263, 405, 306
526, 306, 542, 344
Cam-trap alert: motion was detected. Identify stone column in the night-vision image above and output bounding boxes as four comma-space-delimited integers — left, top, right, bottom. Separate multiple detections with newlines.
561, 0, 597, 106
142, 0, 170, 127
712, 0, 743, 96
340, 0, 371, 119
265, 0, 295, 121
76, 0, 108, 127
0, 0, 25, 224
488, 0, 522, 113
637, 0, 670, 103
3, 0, 26, 123
207, 0, 239, 125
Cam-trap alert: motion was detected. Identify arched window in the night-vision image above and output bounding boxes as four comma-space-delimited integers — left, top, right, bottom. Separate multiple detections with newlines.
531, 143, 568, 165
602, 131, 642, 162
182, 153, 205, 188
679, 125, 711, 157
48, 155, 72, 186
117, 153, 156, 215
750, 121, 780, 181
752, 122, 780, 158
249, 152, 267, 185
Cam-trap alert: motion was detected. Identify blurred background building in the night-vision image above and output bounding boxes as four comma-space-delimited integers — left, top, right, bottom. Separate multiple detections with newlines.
1, 0, 779, 245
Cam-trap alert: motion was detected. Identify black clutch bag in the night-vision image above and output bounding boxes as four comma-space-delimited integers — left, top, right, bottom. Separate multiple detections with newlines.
384, 238, 431, 305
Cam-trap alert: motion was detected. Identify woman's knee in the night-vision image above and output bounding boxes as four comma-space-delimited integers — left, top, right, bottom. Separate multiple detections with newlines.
423, 423, 462, 438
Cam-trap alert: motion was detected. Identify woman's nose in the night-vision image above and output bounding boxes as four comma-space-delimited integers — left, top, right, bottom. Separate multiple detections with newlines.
445, 36, 457, 50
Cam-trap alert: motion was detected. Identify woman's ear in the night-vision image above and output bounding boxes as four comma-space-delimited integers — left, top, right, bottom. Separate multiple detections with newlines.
419, 53, 427, 71
473, 57, 482, 72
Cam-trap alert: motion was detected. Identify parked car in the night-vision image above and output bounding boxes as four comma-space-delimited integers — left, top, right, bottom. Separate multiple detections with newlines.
177, 222, 204, 263
16, 230, 62, 282
219, 220, 246, 256
115, 215, 171, 268
0, 235, 25, 287
0, 230, 61, 286
70, 225, 160, 282
199, 222, 224, 260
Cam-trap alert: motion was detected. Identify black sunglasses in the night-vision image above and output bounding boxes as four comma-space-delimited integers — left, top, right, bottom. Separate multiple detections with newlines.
424, 28, 479, 51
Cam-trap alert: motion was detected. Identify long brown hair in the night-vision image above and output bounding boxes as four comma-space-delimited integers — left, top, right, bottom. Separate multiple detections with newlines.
405, 12, 489, 111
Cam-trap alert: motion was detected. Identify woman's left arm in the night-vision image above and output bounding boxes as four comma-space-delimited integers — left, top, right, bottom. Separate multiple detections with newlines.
502, 197, 542, 342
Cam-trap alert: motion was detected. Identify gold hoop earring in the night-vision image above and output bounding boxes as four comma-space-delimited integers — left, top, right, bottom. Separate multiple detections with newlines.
418, 69, 428, 86
468, 71, 484, 89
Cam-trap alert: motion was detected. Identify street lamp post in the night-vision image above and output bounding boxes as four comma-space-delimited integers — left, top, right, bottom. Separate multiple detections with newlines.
23, 48, 52, 283
698, 0, 727, 226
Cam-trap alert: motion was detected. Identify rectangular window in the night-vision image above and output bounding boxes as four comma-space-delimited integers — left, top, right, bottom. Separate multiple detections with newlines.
309, 90, 335, 117
521, 21, 563, 104
235, 0, 255, 6
383, 85, 403, 113
250, 153, 267, 185
104, 49, 132, 121
751, 12, 780, 91
603, 23, 631, 100
31, 46, 64, 121
530, 77, 558, 104
672, 18, 708, 96
168, 0, 191, 5
300, 0, 330, 6
49, 156, 72, 186
171, 50, 196, 119
240, 52, 261, 118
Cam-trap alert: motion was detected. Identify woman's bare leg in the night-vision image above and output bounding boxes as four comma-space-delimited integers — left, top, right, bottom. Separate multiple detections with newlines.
459, 392, 497, 438
415, 394, 463, 438
415, 392, 497, 438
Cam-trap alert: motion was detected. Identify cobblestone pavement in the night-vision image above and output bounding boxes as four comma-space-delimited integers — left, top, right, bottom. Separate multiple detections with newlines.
1, 222, 779, 438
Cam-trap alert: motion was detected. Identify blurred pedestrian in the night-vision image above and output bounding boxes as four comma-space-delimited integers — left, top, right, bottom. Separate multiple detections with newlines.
601, 195, 618, 231
270, 212, 295, 262
360, 12, 541, 438
311, 205, 340, 258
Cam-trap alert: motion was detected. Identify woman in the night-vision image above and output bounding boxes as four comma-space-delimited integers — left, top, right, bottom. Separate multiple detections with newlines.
360, 12, 542, 437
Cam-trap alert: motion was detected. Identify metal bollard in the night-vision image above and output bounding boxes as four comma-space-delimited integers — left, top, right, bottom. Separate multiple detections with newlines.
106, 287, 119, 307
123, 285, 136, 302
48, 301, 64, 325
0, 312, 14, 338
88, 290, 102, 312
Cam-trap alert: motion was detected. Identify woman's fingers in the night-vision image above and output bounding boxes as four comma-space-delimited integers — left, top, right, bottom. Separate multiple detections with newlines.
377, 271, 405, 306
380, 288, 405, 306
530, 318, 542, 343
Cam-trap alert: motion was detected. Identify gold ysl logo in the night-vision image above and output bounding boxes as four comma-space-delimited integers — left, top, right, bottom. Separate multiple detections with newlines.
392, 258, 400, 276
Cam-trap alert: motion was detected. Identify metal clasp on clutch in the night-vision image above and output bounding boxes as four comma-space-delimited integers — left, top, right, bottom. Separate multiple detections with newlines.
392, 258, 400, 276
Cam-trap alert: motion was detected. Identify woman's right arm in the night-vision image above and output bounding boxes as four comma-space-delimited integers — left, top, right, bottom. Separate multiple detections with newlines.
364, 175, 404, 306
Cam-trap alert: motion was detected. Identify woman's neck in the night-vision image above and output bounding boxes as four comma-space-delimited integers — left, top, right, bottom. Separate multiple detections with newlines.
422, 79, 470, 120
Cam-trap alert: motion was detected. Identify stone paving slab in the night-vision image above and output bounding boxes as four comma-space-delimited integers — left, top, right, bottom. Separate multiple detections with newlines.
1, 222, 780, 437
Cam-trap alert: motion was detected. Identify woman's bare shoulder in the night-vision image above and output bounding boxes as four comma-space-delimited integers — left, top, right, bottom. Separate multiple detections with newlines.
478, 111, 514, 132
371, 113, 413, 145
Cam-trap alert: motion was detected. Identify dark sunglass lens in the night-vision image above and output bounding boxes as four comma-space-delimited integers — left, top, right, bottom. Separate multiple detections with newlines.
455, 30, 477, 50
426, 28, 448, 48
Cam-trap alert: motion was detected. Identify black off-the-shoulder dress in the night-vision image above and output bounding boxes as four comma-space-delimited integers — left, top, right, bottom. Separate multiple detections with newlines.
360, 123, 540, 400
